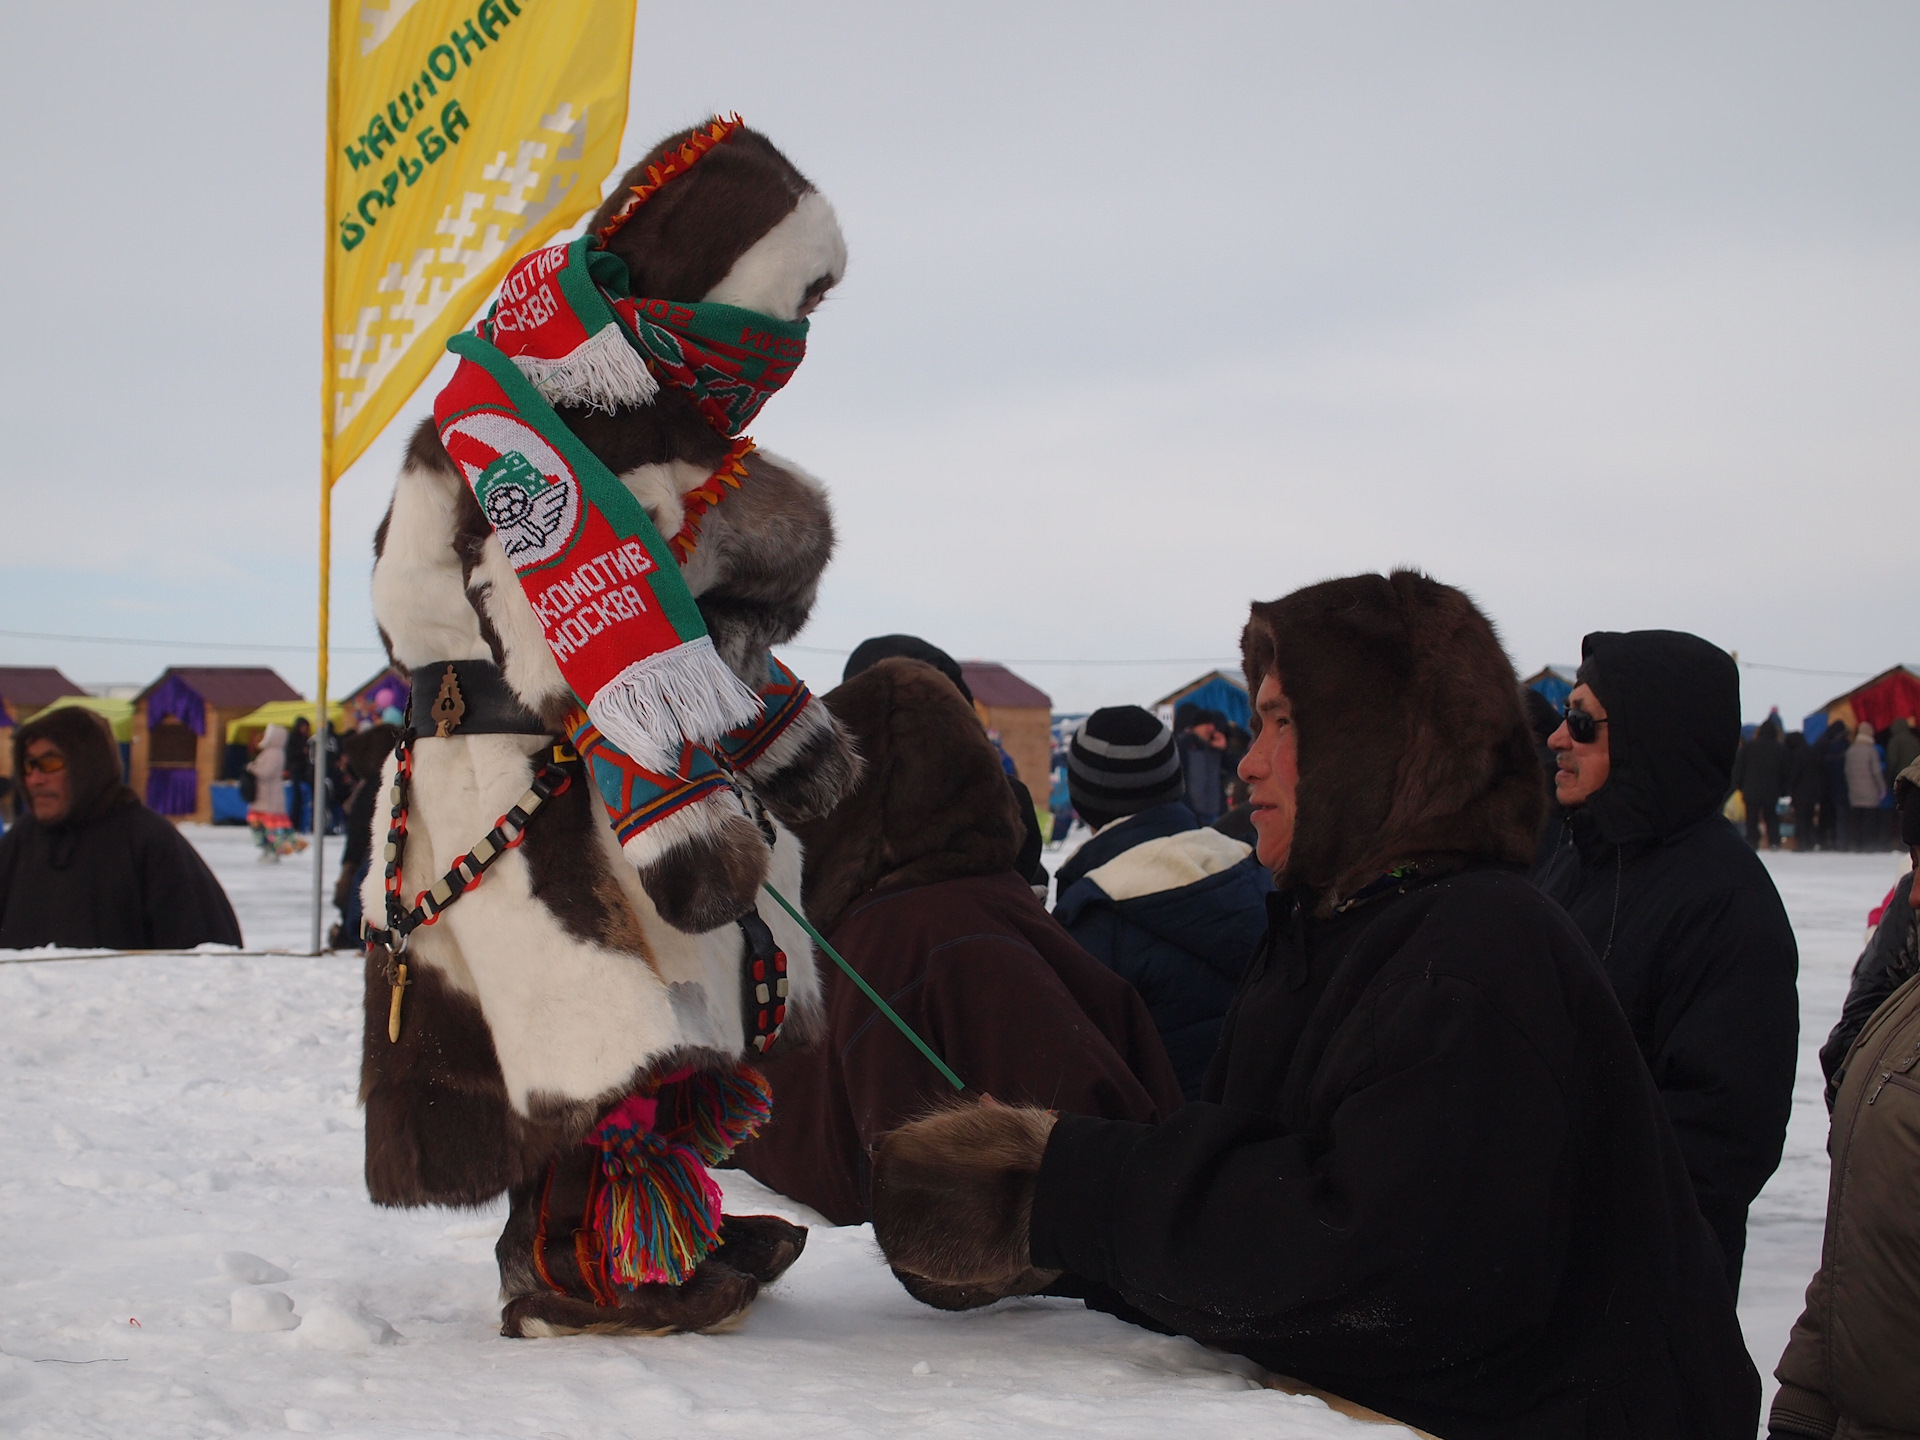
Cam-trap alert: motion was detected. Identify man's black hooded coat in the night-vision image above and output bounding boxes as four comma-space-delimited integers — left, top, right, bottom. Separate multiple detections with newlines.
1022, 576, 1759, 1440
0, 707, 241, 950
1533, 630, 1798, 1294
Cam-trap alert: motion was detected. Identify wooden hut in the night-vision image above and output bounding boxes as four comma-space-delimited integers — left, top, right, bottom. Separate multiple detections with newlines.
0, 667, 88, 778
959, 662, 1052, 792
1521, 665, 1578, 711
131, 667, 301, 823
1155, 669, 1250, 731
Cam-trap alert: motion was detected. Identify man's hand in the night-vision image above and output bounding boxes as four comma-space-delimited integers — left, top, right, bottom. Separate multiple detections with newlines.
871, 1103, 1057, 1289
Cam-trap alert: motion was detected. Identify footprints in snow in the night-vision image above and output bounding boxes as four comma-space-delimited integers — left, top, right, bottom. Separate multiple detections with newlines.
220, 1250, 397, 1349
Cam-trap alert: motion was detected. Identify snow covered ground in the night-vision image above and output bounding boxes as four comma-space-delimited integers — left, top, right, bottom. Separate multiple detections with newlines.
0, 825, 1904, 1438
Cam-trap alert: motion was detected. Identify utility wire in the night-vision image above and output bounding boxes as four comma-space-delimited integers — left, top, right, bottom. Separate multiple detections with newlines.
0, 628, 384, 655
0, 626, 1884, 680
783, 643, 1240, 667
1737, 660, 1876, 679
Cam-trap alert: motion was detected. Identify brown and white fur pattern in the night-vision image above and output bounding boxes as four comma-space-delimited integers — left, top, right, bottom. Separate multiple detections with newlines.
358, 125, 858, 1331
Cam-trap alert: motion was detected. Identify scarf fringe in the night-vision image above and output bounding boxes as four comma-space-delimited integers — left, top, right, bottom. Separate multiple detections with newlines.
587, 636, 764, 772
510, 323, 658, 414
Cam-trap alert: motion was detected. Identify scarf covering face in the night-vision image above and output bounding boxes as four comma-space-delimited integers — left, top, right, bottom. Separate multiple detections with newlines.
433, 114, 825, 826
475, 232, 808, 434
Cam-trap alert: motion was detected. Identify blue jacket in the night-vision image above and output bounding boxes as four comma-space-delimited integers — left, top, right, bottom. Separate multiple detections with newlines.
1054, 802, 1271, 1099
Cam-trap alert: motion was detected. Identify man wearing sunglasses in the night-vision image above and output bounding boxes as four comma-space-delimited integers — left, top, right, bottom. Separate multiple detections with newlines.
0, 706, 241, 950
1535, 630, 1798, 1299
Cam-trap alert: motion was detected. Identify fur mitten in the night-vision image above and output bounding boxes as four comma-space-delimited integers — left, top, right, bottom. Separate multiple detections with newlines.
870, 1103, 1057, 1288
891, 1266, 1062, 1312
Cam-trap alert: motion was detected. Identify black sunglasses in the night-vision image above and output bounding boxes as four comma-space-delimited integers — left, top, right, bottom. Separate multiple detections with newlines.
1562, 706, 1608, 745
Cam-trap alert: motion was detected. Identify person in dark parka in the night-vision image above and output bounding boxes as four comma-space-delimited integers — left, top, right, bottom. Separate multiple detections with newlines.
0, 706, 242, 950
868, 572, 1759, 1440
1734, 714, 1789, 849
1817, 757, 1920, 1111
1052, 705, 1270, 1099
730, 658, 1182, 1230
1535, 630, 1799, 1296
841, 634, 1047, 892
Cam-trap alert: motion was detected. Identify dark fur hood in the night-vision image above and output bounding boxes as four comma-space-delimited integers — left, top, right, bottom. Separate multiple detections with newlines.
796, 658, 1022, 934
10, 705, 134, 827
1241, 570, 1543, 910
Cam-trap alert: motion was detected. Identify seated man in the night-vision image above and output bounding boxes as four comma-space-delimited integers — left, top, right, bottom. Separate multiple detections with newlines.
731, 658, 1183, 1228
0, 706, 242, 949
869, 573, 1759, 1440
1052, 705, 1270, 1099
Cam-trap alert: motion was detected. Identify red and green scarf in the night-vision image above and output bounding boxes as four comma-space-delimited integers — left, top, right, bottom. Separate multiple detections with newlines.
435, 337, 764, 771
434, 220, 810, 768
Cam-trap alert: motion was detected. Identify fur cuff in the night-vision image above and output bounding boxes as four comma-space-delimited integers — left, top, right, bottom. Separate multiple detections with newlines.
871, 1103, 1056, 1288
622, 789, 770, 934
740, 698, 863, 826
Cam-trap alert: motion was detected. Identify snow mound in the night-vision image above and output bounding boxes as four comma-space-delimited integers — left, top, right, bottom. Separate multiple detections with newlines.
219, 1250, 290, 1284
296, 1299, 398, 1352
229, 1287, 299, 1332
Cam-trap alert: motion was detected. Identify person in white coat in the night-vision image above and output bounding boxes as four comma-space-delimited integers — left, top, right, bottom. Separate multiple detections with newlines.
246, 724, 304, 861
1844, 722, 1889, 851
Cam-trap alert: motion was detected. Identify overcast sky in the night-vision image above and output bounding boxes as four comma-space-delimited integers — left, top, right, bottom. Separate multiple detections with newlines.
3, 2, 1914, 722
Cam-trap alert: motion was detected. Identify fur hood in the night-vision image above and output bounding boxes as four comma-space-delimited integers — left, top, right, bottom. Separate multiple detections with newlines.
797, 658, 1022, 934
1240, 570, 1542, 910
10, 706, 132, 826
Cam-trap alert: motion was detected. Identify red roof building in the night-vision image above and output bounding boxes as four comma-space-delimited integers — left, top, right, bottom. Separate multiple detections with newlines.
959, 662, 1053, 794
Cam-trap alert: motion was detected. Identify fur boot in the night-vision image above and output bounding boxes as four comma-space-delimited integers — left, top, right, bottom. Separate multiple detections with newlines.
495, 1140, 806, 1337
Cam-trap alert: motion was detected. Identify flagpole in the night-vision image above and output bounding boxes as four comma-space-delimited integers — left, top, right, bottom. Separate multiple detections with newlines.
314, 5, 342, 957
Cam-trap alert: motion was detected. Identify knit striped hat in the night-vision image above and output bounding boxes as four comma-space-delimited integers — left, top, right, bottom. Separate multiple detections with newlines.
1068, 706, 1184, 823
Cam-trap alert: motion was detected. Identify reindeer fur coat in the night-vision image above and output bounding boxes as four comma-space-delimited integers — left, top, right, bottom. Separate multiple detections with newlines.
359, 123, 858, 1209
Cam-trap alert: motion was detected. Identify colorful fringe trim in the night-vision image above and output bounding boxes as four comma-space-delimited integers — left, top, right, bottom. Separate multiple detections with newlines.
596, 115, 744, 242
669, 438, 755, 563
586, 1062, 773, 1289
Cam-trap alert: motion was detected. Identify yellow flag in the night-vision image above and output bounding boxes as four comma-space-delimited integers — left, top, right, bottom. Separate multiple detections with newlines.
324, 0, 636, 483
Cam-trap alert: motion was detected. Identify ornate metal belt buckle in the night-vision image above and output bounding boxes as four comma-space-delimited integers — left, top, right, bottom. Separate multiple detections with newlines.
431, 664, 466, 738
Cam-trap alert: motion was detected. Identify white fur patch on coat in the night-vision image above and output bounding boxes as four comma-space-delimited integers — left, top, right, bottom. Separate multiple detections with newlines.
702, 191, 846, 321
357, 735, 816, 1115
1084, 827, 1254, 904
372, 462, 493, 668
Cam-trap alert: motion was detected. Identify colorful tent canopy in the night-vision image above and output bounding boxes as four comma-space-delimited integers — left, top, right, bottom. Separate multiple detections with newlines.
26, 695, 135, 742
226, 699, 347, 744
1808, 665, 1920, 740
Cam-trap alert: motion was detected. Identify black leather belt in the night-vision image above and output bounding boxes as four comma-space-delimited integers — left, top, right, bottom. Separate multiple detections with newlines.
407, 660, 550, 738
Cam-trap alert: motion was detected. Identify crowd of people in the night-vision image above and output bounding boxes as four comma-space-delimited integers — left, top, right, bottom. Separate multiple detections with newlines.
3, 578, 1917, 1437
1733, 711, 1911, 851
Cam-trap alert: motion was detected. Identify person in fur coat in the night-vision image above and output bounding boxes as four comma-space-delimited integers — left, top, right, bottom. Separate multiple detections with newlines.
730, 659, 1183, 1232
359, 120, 861, 1337
866, 572, 1760, 1440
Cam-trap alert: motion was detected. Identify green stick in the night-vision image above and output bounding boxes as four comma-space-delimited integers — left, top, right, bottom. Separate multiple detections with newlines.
761, 883, 967, 1092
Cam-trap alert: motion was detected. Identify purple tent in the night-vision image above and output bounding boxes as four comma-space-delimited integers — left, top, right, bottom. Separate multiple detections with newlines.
144, 674, 206, 815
